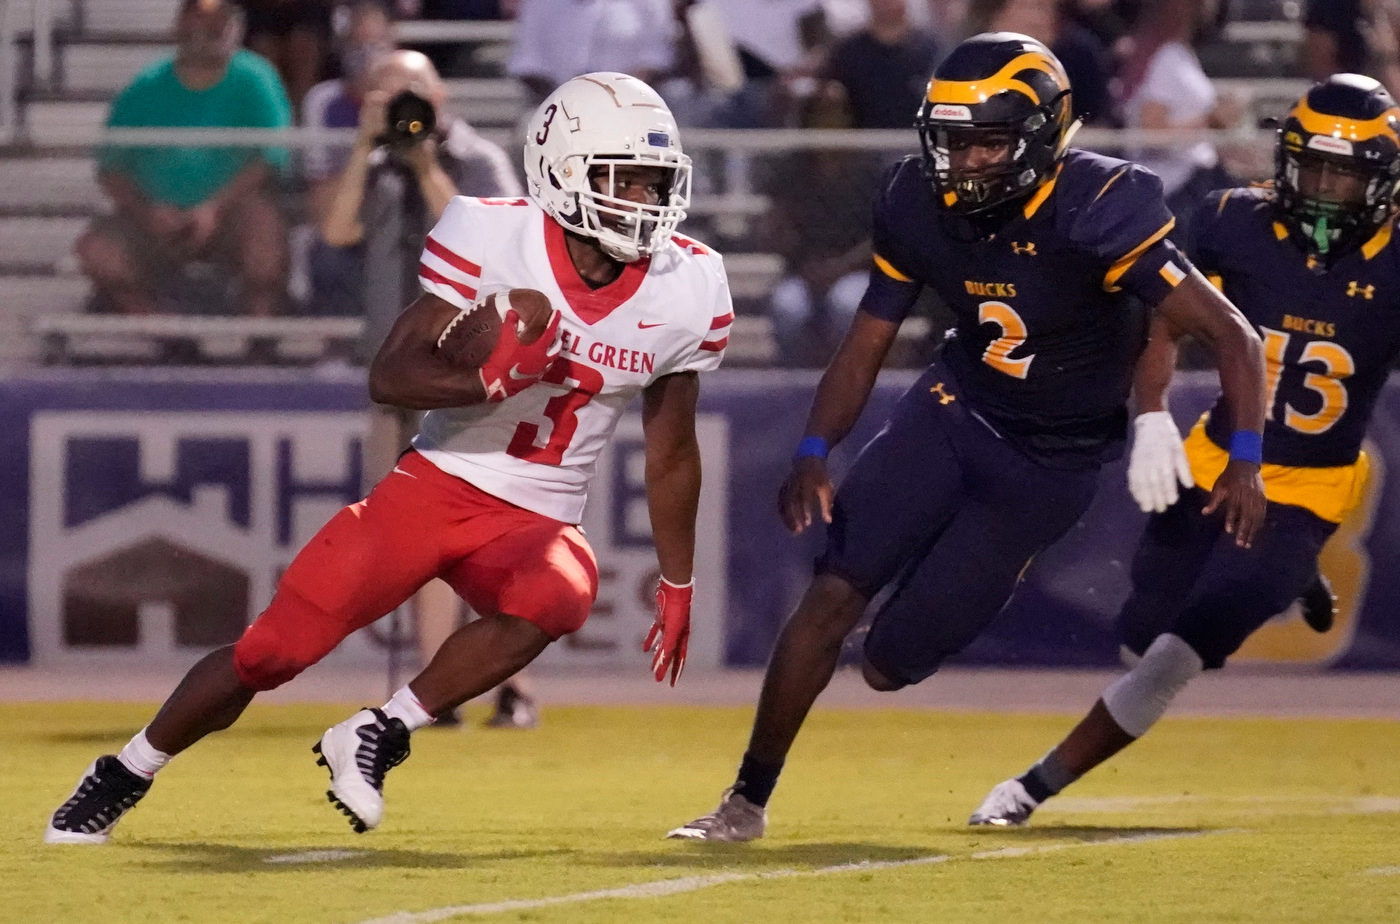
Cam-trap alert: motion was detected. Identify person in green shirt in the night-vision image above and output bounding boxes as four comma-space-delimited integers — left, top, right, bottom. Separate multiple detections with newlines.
76, 0, 293, 316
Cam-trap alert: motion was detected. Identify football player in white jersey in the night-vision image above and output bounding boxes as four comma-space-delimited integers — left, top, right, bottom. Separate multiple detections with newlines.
46, 72, 733, 844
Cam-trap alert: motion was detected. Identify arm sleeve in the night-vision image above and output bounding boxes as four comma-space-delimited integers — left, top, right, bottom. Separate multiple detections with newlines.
417, 197, 483, 311
676, 257, 734, 374
1069, 162, 1192, 306
864, 162, 924, 323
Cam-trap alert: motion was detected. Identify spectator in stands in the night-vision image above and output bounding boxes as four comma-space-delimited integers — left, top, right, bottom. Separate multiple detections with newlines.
706, 0, 832, 126
1115, 0, 1240, 245
234, 0, 334, 114
507, 0, 678, 106
77, 0, 291, 317
818, 0, 941, 129
971, 0, 1117, 125
309, 50, 535, 727
303, 0, 397, 218
311, 50, 517, 317
1303, 0, 1400, 101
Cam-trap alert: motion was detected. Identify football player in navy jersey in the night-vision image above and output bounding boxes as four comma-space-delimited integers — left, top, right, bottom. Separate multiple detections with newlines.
667, 32, 1268, 842
969, 74, 1400, 827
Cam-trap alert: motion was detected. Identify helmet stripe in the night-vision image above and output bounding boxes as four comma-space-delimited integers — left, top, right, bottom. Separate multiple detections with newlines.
1291, 99, 1400, 143
926, 52, 1069, 106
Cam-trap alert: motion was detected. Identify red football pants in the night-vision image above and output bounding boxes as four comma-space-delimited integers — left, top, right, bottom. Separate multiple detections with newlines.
233, 450, 598, 690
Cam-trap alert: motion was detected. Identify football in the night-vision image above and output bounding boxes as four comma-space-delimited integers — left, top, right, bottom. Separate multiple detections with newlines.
435, 288, 556, 370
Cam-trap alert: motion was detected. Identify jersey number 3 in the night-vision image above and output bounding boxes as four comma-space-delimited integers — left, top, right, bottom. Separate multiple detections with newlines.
979, 300, 1036, 379
506, 359, 603, 465
1260, 326, 1355, 435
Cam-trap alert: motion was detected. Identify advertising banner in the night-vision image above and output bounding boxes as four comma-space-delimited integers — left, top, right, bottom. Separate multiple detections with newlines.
2, 369, 1397, 671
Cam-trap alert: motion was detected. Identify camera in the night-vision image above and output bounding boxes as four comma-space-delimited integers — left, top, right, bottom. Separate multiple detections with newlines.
381, 89, 436, 147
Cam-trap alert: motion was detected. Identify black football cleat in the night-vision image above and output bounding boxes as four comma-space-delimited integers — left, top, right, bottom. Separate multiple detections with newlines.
1298, 573, 1336, 634
45, 755, 152, 844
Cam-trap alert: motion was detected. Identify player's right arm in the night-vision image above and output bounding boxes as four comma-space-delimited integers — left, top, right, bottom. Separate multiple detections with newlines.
368, 292, 490, 409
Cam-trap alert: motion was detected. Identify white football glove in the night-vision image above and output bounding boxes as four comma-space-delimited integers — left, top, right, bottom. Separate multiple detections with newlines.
1127, 411, 1195, 514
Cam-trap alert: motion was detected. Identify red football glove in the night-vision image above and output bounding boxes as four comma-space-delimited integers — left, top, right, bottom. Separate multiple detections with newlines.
644, 577, 693, 687
479, 306, 563, 402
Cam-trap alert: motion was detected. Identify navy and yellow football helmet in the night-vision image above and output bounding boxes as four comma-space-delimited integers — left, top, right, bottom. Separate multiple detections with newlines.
915, 32, 1074, 215
1276, 74, 1400, 258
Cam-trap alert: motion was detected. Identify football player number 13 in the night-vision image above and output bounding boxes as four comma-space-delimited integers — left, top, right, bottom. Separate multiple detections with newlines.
1260, 326, 1355, 435
506, 359, 603, 465
979, 300, 1035, 379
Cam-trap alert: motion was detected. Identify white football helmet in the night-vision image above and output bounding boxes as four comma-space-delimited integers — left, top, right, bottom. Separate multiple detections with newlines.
524, 72, 692, 263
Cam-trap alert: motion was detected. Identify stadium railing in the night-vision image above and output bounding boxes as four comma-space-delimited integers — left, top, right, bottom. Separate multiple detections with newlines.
0, 122, 1284, 370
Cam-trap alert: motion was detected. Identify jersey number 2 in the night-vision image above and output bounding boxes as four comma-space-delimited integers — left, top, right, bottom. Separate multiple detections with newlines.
979, 300, 1035, 379
506, 359, 603, 465
1260, 326, 1355, 435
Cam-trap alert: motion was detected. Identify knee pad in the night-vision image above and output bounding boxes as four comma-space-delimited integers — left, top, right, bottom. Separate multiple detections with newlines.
1102, 633, 1203, 738
233, 589, 346, 691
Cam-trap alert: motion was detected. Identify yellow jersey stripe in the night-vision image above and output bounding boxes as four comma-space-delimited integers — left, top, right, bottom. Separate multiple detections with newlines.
1023, 163, 1064, 219
873, 253, 912, 283
1362, 219, 1394, 260
1092, 166, 1129, 203
1159, 261, 1186, 286
1103, 217, 1176, 292
1183, 417, 1369, 524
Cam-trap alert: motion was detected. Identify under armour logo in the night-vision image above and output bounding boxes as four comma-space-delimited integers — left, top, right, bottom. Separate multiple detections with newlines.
1011, 241, 1037, 256
1347, 281, 1375, 299
930, 382, 956, 404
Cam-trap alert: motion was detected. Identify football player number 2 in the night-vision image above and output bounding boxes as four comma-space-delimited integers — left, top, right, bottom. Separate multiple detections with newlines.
979, 301, 1035, 379
1260, 326, 1355, 435
506, 359, 602, 465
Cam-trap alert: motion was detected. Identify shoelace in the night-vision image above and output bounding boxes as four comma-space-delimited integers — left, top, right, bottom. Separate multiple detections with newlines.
353, 710, 410, 793
56, 764, 147, 833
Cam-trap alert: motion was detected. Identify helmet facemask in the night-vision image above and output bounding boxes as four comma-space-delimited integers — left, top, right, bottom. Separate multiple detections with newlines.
918, 93, 1069, 215
550, 152, 692, 263
1276, 146, 1399, 258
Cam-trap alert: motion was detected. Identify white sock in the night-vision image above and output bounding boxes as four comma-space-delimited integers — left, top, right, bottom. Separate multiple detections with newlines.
382, 686, 434, 732
117, 728, 171, 780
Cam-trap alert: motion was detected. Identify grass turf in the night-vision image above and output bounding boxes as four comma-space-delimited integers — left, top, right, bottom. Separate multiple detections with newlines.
4, 701, 1398, 923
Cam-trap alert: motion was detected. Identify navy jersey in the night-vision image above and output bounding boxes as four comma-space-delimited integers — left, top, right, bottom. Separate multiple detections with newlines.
867, 150, 1189, 467
1192, 187, 1400, 468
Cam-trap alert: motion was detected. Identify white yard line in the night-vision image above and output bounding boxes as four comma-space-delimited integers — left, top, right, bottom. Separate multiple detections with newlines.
1364, 867, 1400, 876
1049, 794, 1400, 815
265, 850, 366, 864
348, 830, 1221, 924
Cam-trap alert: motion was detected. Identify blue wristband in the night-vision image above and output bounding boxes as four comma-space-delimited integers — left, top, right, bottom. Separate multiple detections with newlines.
1228, 430, 1263, 464
794, 436, 829, 461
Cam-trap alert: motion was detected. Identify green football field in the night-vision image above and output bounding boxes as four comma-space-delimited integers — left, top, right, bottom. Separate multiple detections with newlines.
4, 701, 1398, 923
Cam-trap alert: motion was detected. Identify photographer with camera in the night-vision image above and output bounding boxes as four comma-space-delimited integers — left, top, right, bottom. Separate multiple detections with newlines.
311, 50, 536, 729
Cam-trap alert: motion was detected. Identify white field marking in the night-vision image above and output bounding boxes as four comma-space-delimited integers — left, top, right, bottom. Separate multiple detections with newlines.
1051, 794, 1400, 815
265, 850, 365, 864
1364, 867, 1400, 876
347, 831, 1224, 924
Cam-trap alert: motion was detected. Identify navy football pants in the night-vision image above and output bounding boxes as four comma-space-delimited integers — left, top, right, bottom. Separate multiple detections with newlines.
1117, 486, 1336, 669
818, 364, 1100, 686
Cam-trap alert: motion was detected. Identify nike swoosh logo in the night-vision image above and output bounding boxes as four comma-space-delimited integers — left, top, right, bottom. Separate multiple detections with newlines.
507, 364, 535, 381
392, 466, 417, 480
637, 321, 664, 329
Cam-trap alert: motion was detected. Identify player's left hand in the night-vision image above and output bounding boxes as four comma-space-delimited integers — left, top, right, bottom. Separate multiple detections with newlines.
1203, 458, 1266, 548
644, 577, 693, 686
1127, 411, 1194, 513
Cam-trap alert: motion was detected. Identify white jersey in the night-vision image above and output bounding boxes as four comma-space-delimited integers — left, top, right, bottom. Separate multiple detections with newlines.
412, 196, 732, 523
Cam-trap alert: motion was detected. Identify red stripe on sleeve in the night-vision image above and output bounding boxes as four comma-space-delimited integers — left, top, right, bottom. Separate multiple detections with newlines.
709, 312, 734, 330
424, 236, 482, 278
698, 336, 728, 352
419, 264, 478, 302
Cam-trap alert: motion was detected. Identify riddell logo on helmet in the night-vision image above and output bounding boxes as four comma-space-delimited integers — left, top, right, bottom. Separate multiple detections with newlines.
1307, 135, 1355, 156
932, 105, 972, 120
